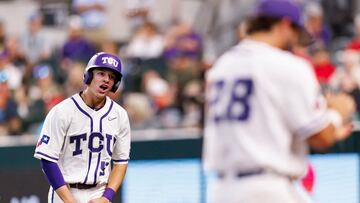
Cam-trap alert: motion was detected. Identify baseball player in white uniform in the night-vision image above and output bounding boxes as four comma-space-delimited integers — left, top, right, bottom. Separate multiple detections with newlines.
34, 52, 131, 203
203, 1, 355, 203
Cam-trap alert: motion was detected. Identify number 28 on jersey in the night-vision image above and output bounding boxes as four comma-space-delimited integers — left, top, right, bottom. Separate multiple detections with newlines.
207, 78, 254, 122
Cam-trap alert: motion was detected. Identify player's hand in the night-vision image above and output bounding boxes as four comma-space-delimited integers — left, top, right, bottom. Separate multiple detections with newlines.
326, 92, 356, 141
326, 92, 355, 122
335, 122, 354, 141
88, 197, 110, 203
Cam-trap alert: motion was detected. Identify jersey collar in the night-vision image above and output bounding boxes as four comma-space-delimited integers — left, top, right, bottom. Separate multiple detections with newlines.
73, 93, 111, 114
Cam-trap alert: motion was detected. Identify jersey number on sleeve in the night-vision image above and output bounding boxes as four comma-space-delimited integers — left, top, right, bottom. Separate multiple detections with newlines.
208, 78, 253, 122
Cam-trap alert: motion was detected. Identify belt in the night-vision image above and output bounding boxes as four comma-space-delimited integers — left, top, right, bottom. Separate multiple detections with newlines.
69, 183, 97, 189
218, 169, 264, 179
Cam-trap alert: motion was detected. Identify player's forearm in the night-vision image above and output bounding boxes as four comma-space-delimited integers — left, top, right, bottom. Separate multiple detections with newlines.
107, 163, 128, 191
55, 185, 76, 203
102, 163, 128, 202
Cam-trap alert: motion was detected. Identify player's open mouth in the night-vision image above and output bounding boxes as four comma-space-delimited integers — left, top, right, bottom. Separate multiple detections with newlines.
99, 84, 109, 91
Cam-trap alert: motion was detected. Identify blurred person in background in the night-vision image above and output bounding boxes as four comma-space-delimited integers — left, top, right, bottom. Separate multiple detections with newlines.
337, 78, 360, 118
72, 0, 108, 46
166, 52, 202, 115
100, 39, 119, 56
60, 15, 97, 93
32, 65, 65, 113
142, 70, 172, 111
331, 50, 360, 115
20, 12, 51, 66
5, 36, 27, 75
64, 62, 86, 96
0, 50, 23, 91
20, 65, 65, 134
0, 20, 6, 50
164, 22, 203, 119
15, 83, 46, 135
322, 0, 356, 38
346, 13, 360, 51
123, 92, 156, 129
126, 21, 164, 59
125, 0, 154, 32
0, 71, 21, 135
123, 21, 167, 94
304, 2, 331, 48
141, 70, 181, 128
181, 80, 203, 128
194, 0, 254, 60
310, 45, 336, 87
164, 21, 203, 62
332, 50, 360, 89
61, 15, 97, 72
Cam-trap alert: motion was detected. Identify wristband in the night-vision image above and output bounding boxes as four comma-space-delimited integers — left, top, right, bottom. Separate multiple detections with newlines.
102, 187, 116, 202
327, 109, 342, 129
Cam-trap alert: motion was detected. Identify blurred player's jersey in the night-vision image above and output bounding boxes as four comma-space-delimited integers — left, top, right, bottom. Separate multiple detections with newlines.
34, 93, 131, 184
203, 39, 330, 179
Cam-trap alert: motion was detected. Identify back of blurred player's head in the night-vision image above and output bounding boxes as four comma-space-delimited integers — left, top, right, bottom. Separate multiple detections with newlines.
246, 0, 312, 47
246, 15, 283, 34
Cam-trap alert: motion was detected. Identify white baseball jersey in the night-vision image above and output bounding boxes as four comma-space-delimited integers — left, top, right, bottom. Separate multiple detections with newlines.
203, 39, 330, 179
34, 93, 131, 185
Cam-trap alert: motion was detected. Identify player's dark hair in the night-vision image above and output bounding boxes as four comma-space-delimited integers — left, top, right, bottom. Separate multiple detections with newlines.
246, 15, 283, 34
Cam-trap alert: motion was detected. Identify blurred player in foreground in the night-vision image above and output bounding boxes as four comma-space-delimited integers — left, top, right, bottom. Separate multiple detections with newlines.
34, 52, 131, 203
203, 0, 355, 203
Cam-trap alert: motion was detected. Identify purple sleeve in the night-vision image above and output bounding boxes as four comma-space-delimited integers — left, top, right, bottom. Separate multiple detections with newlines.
40, 159, 66, 190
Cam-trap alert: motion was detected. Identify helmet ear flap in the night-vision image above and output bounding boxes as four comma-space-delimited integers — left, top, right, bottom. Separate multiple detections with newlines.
83, 70, 93, 85
110, 74, 122, 92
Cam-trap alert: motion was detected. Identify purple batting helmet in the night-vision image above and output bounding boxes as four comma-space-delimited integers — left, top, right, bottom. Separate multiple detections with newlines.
83, 52, 123, 92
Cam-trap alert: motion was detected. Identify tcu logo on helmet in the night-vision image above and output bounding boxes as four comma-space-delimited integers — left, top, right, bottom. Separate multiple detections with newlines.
101, 57, 119, 67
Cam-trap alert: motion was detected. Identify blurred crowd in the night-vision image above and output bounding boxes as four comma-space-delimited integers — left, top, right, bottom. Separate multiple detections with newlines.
0, 0, 360, 136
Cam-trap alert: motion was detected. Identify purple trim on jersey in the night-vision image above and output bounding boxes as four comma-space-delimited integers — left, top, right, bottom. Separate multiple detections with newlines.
36, 151, 59, 161
71, 96, 95, 184
83, 151, 92, 184
100, 100, 114, 132
92, 100, 113, 183
106, 134, 113, 156
93, 153, 101, 184
112, 159, 129, 163
41, 159, 66, 190
51, 187, 54, 203
71, 97, 94, 132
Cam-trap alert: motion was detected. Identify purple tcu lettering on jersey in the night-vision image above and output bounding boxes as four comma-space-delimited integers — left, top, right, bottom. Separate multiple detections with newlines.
70, 133, 114, 156
106, 134, 113, 156
89, 132, 104, 152
70, 133, 86, 156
